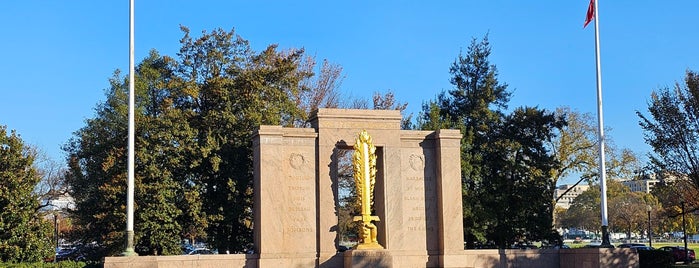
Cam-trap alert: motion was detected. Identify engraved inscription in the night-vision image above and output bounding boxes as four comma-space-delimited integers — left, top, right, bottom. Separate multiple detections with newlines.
285, 174, 314, 234
287, 227, 313, 233
403, 161, 438, 236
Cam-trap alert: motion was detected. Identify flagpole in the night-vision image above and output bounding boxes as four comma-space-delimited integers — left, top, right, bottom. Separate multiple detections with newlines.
123, 0, 137, 256
592, 0, 611, 247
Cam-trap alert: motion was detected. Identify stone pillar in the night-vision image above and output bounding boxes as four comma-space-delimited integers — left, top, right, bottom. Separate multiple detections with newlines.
253, 126, 318, 267
433, 129, 465, 267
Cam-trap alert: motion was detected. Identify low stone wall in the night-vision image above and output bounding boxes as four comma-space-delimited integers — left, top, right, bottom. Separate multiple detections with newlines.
441, 249, 561, 268
103, 249, 638, 268
103, 254, 257, 268
559, 248, 639, 268
439, 248, 638, 268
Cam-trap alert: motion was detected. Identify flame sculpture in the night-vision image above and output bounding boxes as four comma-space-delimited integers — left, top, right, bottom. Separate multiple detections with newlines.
352, 130, 383, 249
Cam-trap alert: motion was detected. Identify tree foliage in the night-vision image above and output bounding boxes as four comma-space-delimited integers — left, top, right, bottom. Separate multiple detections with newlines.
638, 70, 699, 193
651, 179, 699, 237
64, 27, 375, 257
0, 126, 53, 262
559, 180, 625, 233
418, 35, 564, 248
559, 180, 659, 238
550, 107, 598, 184
481, 107, 565, 246
552, 107, 641, 186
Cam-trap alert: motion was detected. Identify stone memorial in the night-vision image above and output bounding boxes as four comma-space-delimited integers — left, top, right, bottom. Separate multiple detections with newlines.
253, 108, 464, 267
105, 108, 639, 268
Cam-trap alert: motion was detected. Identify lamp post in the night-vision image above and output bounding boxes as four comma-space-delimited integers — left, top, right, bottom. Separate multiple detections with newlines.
54, 213, 58, 263
681, 201, 689, 264
646, 205, 652, 248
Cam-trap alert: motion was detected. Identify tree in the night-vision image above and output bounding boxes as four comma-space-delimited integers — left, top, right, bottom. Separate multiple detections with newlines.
65, 51, 194, 258
559, 180, 656, 237
0, 126, 53, 262
418, 35, 511, 247
64, 71, 131, 258
608, 191, 653, 239
33, 150, 70, 210
651, 179, 699, 238
372, 90, 413, 129
133, 50, 186, 255
418, 35, 564, 248
173, 26, 312, 253
638, 70, 699, 194
550, 107, 598, 185
481, 107, 565, 247
295, 57, 344, 127
552, 107, 641, 184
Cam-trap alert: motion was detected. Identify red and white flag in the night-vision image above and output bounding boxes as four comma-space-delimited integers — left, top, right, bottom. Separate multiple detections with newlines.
584, 0, 595, 28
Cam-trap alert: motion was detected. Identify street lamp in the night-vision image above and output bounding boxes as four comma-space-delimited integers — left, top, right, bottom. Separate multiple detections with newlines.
54, 213, 59, 263
646, 205, 652, 248
681, 201, 689, 265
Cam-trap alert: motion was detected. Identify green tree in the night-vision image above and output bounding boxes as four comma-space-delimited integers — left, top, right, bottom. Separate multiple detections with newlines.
552, 107, 641, 185
550, 107, 598, 185
133, 50, 187, 255
560, 180, 639, 235
418, 35, 511, 247
608, 191, 654, 239
418, 35, 564, 248
65, 51, 194, 257
638, 70, 699, 193
64, 72, 131, 258
481, 107, 565, 247
174, 26, 312, 253
0, 126, 53, 262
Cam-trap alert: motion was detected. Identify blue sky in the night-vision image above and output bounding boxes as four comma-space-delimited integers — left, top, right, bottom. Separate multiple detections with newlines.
2, 1, 698, 185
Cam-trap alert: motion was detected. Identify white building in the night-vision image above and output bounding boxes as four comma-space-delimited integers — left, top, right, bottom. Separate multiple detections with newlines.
40, 193, 75, 211
555, 184, 589, 209
621, 178, 659, 193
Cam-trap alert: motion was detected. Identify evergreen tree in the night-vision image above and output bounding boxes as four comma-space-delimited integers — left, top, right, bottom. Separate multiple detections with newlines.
419, 35, 511, 247
483, 107, 564, 246
133, 50, 187, 255
65, 71, 134, 258
173, 27, 312, 253
419, 36, 565, 248
65, 51, 194, 257
0, 126, 53, 262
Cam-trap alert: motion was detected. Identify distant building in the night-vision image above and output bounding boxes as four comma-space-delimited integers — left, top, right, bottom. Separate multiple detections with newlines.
619, 173, 668, 194
39, 193, 75, 211
621, 178, 659, 193
555, 184, 590, 209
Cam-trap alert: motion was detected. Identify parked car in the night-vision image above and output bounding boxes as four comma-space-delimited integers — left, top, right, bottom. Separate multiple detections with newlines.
658, 246, 695, 263
187, 248, 217, 255
629, 245, 654, 251
511, 243, 538, 249
617, 243, 646, 248
584, 242, 615, 248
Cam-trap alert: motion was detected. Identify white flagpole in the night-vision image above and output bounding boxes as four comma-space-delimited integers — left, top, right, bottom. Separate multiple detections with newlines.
592, 0, 611, 247
124, 0, 137, 256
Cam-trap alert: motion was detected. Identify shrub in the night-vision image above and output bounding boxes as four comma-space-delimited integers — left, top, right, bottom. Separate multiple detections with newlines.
0, 261, 91, 268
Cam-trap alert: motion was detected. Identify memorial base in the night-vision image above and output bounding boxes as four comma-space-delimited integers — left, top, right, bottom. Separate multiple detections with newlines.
354, 242, 384, 250
344, 249, 393, 268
